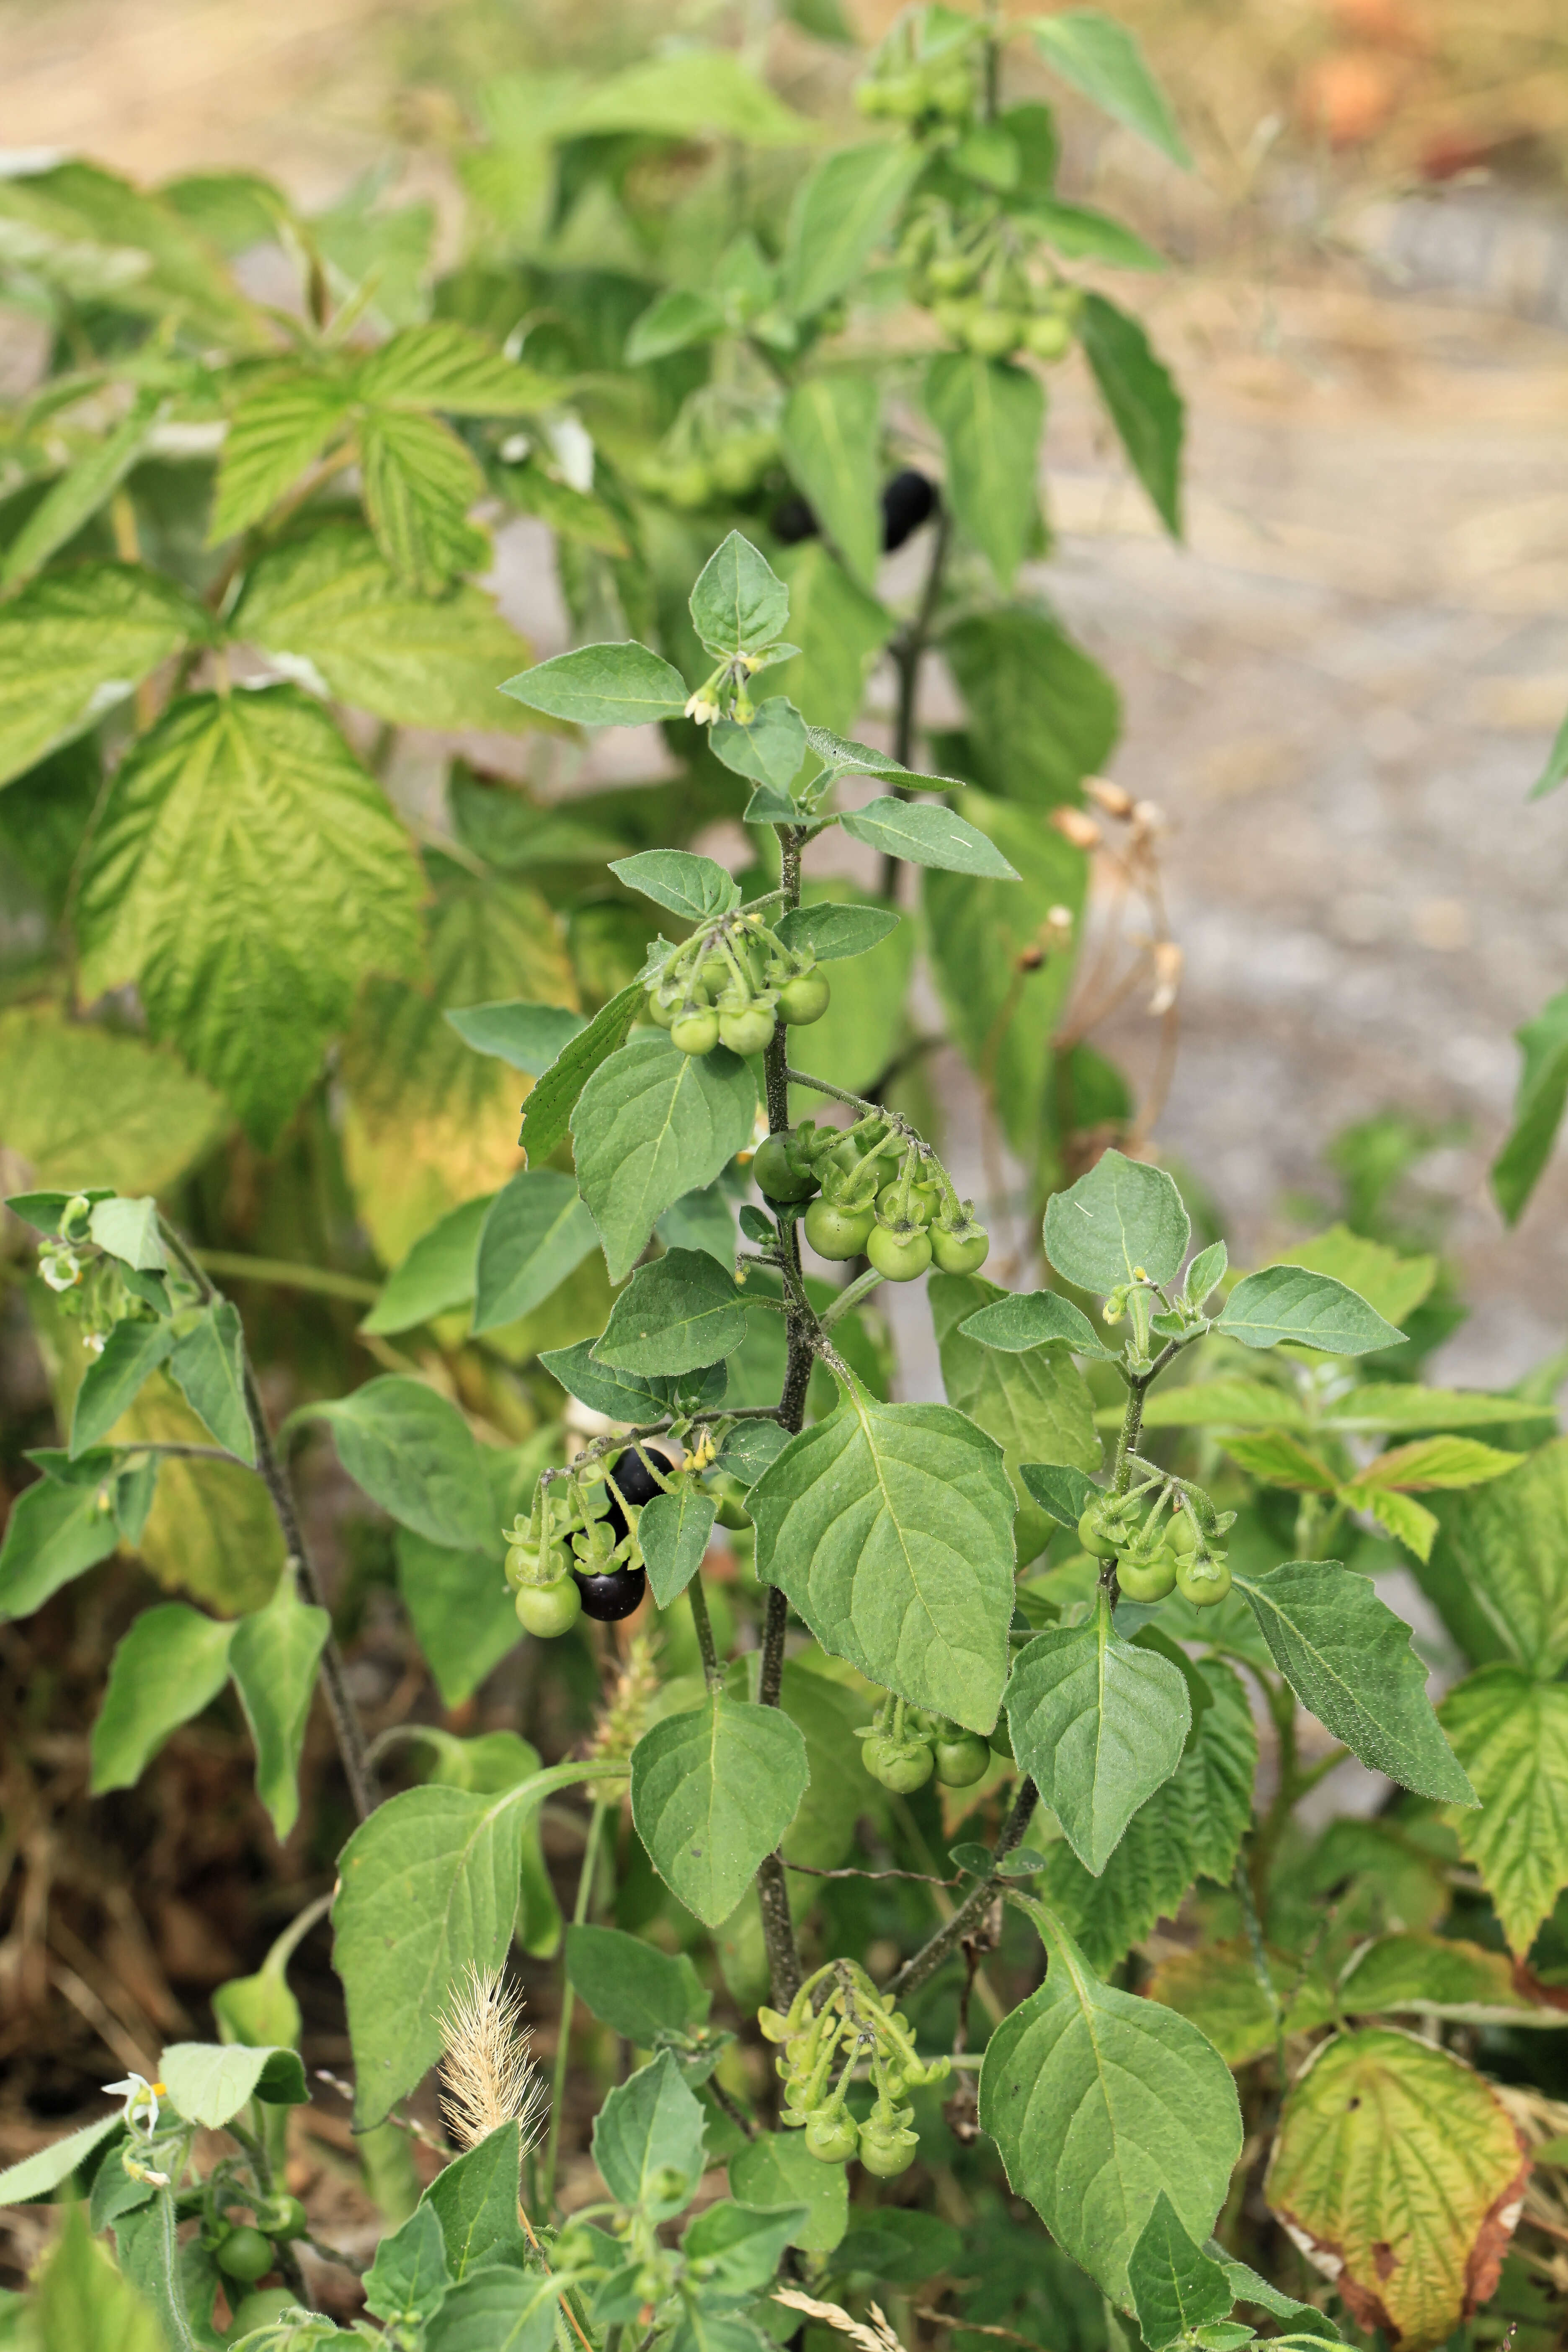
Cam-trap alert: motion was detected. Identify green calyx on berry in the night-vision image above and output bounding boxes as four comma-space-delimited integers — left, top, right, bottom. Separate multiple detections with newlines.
932, 1728, 991, 1786
803, 1197, 876, 1260
867, 1220, 933, 1282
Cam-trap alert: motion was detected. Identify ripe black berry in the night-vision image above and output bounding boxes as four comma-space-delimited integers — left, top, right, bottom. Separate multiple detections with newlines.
611, 1446, 673, 1507
573, 1565, 647, 1622
882, 469, 938, 552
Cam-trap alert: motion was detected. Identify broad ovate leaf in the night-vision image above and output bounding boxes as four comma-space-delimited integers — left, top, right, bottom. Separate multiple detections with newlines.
501, 642, 690, 727
1004, 1609, 1190, 1875
299, 1375, 492, 1551
229, 1571, 330, 1841
1043, 1148, 1190, 1295
89, 1602, 236, 1792
748, 1378, 1016, 1732
157, 2040, 307, 2129
572, 1030, 757, 1284
629, 1692, 808, 1926
1216, 1264, 1403, 1355
689, 532, 789, 656
594, 1250, 749, 1378
473, 1170, 598, 1331
924, 352, 1044, 590
1264, 2028, 1527, 2350
592, 2049, 707, 2218
838, 797, 1021, 878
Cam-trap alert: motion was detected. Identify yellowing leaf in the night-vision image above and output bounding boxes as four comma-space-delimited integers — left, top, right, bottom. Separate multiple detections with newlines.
0, 1005, 226, 1194
1265, 2027, 1526, 2350
113, 1374, 284, 1614
0, 563, 206, 789
1145, 1940, 1334, 2067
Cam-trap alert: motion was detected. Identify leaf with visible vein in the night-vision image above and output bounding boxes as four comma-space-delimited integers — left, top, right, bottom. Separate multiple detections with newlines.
1005, 1609, 1189, 1873
629, 1692, 808, 1926
0, 565, 207, 791
571, 1029, 758, 1284
1439, 1665, 1568, 1956
518, 983, 643, 1167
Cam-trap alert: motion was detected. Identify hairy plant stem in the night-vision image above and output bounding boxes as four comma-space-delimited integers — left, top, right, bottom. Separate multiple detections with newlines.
886, 1778, 1040, 2004
688, 1574, 722, 1690
544, 1798, 607, 2212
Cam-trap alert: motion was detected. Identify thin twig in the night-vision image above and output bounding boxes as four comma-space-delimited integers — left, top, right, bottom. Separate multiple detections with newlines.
785, 1860, 962, 1886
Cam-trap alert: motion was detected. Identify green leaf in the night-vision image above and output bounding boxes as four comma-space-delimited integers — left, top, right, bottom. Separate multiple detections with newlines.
1438, 1666, 1568, 1957
573, 1029, 758, 1284
1338, 1928, 1563, 2024
1019, 1461, 1102, 1529
769, 543, 892, 735
88, 1195, 166, 1271
1529, 707, 1568, 801
71, 1319, 175, 1456
839, 796, 1021, 878
157, 2040, 307, 2128
1324, 1383, 1553, 1436
979, 1900, 1242, 2305
626, 287, 727, 364
1127, 2193, 1233, 2349
714, 1421, 791, 1489
0, 1007, 226, 1201
925, 353, 1044, 590
1267, 1223, 1435, 1329
421, 2122, 529, 2282
565, 1924, 711, 2042
1264, 2028, 1527, 2352
1030, 12, 1190, 165
941, 606, 1120, 809
235, 524, 532, 732
541, 1341, 726, 1426
1078, 294, 1184, 538
0, 1460, 124, 1620
689, 533, 789, 656
630, 1691, 809, 1926
211, 374, 348, 541
168, 1300, 255, 1463
595, 1251, 748, 1377
501, 642, 690, 727
230, 1571, 330, 1840
958, 1288, 1115, 1360
931, 1271, 1100, 1562
1217, 1265, 1403, 1355
783, 882, 916, 1106
355, 320, 554, 414
730, 2128, 848, 2253
394, 1523, 518, 1712
364, 2203, 453, 2328
0, 2112, 126, 2208
1145, 1941, 1333, 2069
426, 2269, 564, 2352
1005, 1608, 1189, 1873
1119, 1379, 1307, 1432
609, 850, 741, 923
801, 727, 962, 790
658, 1183, 736, 1266
360, 405, 487, 590
301, 1376, 492, 1551
77, 685, 423, 1148
1019, 196, 1165, 270
1492, 987, 1568, 1224
682, 2202, 805, 2308
1218, 1430, 1340, 1491
333, 1759, 616, 2126
0, 564, 206, 791
1423, 1439, 1568, 1675
519, 982, 644, 1166
364, 1196, 492, 1336
781, 376, 881, 588
773, 902, 900, 964
1044, 1148, 1190, 1294
555, 48, 814, 144
1350, 1434, 1523, 1494
447, 1001, 586, 1073
748, 1377, 1017, 1732
473, 1171, 599, 1332
638, 1487, 720, 1609
711, 697, 809, 796
410, 1727, 563, 1960
90, 1603, 236, 1792
592, 2049, 707, 2216
1235, 1561, 1475, 1803
781, 142, 923, 317
1, 388, 165, 586
32, 2203, 162, 2350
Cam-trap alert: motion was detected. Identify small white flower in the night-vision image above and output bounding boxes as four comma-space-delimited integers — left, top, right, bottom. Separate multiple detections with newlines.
683, 692, 720, 725
103, 2073, 165, 2134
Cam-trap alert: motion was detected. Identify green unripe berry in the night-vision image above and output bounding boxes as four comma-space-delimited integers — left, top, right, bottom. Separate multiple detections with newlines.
803, 1199, 875, 1260
718, 1005, 776, 1056
1116, 1549, 1177, 1603
1078, 1508, 1119, 1561
858, 2121, 919, 2178
965, 308, 1021, 359
1175, 1554, 1232, 1609
216, 2226, 274, 2283
671, 1007, 720, 1055
1023, 310, 1073, 361
933, 1731, 991, 1787
804, 2110, 860, 2163
929, 1221, 989, 1274
778, 971, 831, 1025
515, 1580, 583, 1638
867, 1222, 932, 1282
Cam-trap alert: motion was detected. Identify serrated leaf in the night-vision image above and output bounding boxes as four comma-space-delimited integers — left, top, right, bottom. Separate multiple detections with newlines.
210, 373, 349, 542
592, 2049, 707, 2215
1351, 1434, 1523, 1492
1030, 12, 1189, 165
1005, 1607, 1189, 1873
1322, 1383, 1553, 1435
1145, 1941, 1334, 2068
1264, 2028, 1526, 2351
572, 1029, 758, 1284
1120, 1379, 1308, 1432
0, 564, 206, 791
1217, 1265, 1403, 1355
1128, 2193, 1232, 2349
748, 1377, 1016, 1731
637, 1486, 719, 1608
1234, 1561, 1475, 1803
710, 698, 809, 794
0, 1008, 226, 1197
473, 1170, 599, 1332
1492, 986, 1568, 1224
781, 142, 923, 317
89, 1602, 235, 1791
230, 1571, 330, 1840
931, 1271, 1100, 1562
235, 523, 533, 730
333, 1758, 614, 2126
501, 642, 690, 727
519, 982, 643, 1167
1044, 1148, 1189, 1294
1078, 293, 1184, 537
355, 320, 554, 413
71, 1318, 175, 1456
781, 376, 881, 587
689, 532, 789, 655
925, 352, 1044, 590
300, 1375, 492, 1551
629, 1691, 808, 1926
595, 1250, 747, 1378
77, 685, 423, 1148
1338, 1928, 1564, 2023
958, 1288, 1116, 1359
168, 1299, 255, 1463
363, 1196, 491, 1336
157, 2040, 306, 2129
1423, 1439, 1568, 1674
1219, 1430, 1340, 1491
609, 849, 741, 923
1438, 1665, 1568, 1956
360, 405, 487, 590
773, 900, 900, 963
839, 796, 1020, 878
979, 1899, 1242, 2305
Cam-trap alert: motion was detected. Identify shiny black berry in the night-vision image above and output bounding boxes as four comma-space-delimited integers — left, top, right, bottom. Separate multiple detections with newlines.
882, 469, 938, 551
772, 494, 819, 545
573, 1565, 647, 1622
611, 1446, 673, 1507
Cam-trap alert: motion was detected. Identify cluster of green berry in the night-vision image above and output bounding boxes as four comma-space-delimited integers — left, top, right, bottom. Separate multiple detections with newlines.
200, 2192, 307, 2291
1078, 1487, 1233, 1607
760, 1963, 950, 2177
645, 911, 830, 1061
753, 1115, 989, 1282
637, 397, 782, 513
503, 1449, 673, 1635
853, 9, 975, 130
854, 1692, 991, 1792
902, 202, 1080, 364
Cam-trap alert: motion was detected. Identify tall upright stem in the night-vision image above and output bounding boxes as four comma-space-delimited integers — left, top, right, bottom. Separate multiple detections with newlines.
544, 1799, 606, 2210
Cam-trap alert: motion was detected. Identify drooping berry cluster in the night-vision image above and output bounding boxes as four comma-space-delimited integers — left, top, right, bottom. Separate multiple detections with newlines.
759, 1962, 950, 2177
645, 912, 829, 1061
754, 1116, 989, 1282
